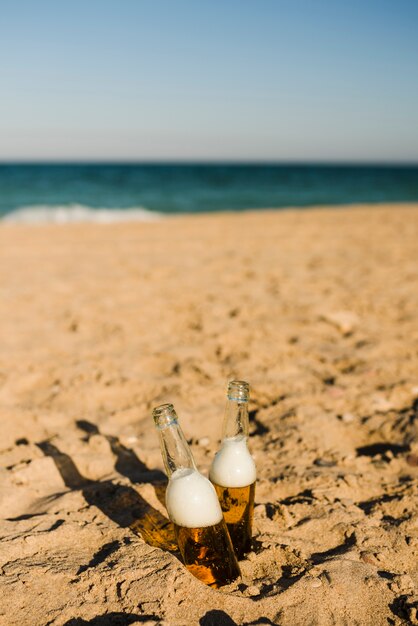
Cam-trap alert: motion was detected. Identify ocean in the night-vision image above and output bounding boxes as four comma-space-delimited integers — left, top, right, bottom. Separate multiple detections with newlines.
1, 163, 418, 222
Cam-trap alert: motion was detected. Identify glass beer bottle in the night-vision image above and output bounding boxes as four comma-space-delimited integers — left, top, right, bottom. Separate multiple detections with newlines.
153, 403, 240, 587
209, 381, 256, 559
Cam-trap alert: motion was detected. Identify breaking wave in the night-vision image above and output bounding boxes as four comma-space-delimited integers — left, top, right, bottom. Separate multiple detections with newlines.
1, 204, 163, 224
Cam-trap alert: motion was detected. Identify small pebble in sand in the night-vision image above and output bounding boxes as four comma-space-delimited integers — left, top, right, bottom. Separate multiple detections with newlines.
247, 585, 260, 596
320, 310, 359, 335
314, 458, 336, 467
124, 435, 138, 444
341, 412, 355, 423
406, 453, 418, 467
360, 551, 379, 565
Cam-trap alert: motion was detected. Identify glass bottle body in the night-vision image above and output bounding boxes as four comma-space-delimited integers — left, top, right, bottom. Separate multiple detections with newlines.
153, 404, 240, 587
209, 382, 256, 559
211, 479, 255, 559
174, 516, 240, 587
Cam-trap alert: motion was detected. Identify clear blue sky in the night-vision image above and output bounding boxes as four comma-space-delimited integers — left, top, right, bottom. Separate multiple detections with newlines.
1, 0, 417, 162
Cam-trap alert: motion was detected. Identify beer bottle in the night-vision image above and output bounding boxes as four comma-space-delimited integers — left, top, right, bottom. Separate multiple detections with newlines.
153, 403, 240, 587
209, 381, 256, 559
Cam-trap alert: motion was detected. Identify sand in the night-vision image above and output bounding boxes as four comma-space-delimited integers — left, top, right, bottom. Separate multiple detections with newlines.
0, 204, 417, 626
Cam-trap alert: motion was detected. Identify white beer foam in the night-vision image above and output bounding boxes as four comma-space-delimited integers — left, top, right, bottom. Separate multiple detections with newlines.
166, 468, 223, 528
209, 435, 256, 488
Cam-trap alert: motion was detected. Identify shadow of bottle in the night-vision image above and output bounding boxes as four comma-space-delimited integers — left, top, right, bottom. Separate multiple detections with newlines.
36, 437, 177, 554
75, 419, 168, 511
75, 419, 166, 485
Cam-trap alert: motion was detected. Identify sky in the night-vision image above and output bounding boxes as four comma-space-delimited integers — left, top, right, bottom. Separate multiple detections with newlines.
0, 0, 417, 162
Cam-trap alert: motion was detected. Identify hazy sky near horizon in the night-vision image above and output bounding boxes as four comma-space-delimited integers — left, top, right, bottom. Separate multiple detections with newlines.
1, 0, 417, 162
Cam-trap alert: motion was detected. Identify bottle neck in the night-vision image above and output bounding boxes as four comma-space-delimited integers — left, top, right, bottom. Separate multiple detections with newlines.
222, 398, 249, 440
153, 404, 196, 477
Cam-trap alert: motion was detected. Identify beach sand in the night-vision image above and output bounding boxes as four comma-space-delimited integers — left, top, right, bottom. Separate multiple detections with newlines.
0, 204, 417, 626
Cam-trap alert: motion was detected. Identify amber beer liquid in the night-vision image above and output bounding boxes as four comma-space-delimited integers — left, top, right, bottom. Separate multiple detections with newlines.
210, 381, 256, 560
212, 481, 255, 557
153, 404, 240, 588
173, 516, 239, 587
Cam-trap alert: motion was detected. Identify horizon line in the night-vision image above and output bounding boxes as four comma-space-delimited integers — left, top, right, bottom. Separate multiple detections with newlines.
0, 158, 418, 167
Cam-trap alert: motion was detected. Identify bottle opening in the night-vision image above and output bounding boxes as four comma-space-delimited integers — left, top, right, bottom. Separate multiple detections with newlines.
153, 403, 178, 429
227, 380, 250, 402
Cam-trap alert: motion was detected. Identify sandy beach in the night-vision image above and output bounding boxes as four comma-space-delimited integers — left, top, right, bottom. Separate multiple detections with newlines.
0, 204, 417, 626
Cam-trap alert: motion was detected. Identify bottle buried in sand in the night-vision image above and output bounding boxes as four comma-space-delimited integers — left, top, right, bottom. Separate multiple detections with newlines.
153, 403, 240, 588
209, 381, 256, 560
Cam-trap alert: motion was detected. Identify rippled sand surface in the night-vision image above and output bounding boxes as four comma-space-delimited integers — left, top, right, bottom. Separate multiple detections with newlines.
0, 204, 417, 626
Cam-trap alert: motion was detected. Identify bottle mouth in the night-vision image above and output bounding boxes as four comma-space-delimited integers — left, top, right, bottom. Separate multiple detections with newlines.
152, 403, 178, 428
227, 380, 250, 402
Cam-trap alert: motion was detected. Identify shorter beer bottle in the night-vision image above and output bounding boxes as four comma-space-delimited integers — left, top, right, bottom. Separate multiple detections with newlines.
209, 381, 256, 559
152, 403, 240, 587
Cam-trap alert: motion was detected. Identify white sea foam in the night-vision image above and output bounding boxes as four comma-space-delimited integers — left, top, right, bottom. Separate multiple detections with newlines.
166, 468, 223, 528
209, 435, 257, 488
1, 204, 162, 224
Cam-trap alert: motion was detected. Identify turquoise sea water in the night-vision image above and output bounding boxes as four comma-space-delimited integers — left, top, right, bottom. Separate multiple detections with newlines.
0, 163, 417, 222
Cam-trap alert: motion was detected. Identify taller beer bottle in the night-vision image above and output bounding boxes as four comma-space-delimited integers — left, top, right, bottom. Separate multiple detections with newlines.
209, 381, 256, 559
153, 403, 240, 587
